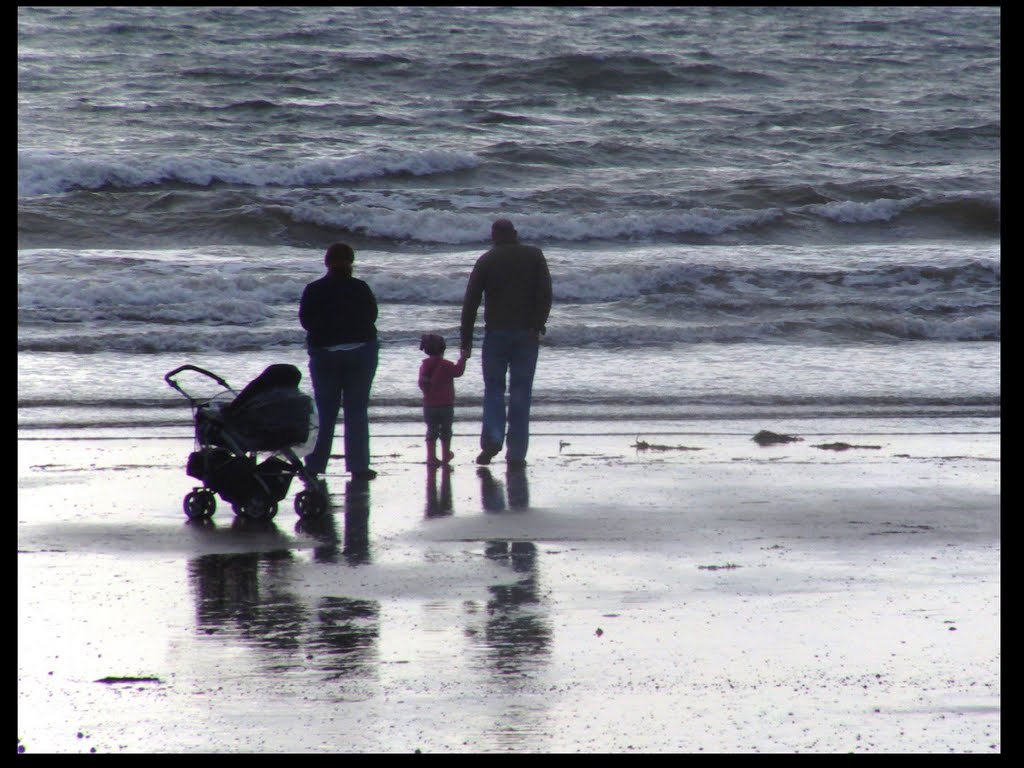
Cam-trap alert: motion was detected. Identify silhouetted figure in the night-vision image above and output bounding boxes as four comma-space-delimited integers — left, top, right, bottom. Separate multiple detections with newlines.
460, 218, 552, 467
300, 242, 380, 481
418, 333, 466, 467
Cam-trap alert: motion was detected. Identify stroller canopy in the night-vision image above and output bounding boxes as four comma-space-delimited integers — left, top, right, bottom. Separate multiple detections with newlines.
220, 364, 311, 451
227, 364, 302, 409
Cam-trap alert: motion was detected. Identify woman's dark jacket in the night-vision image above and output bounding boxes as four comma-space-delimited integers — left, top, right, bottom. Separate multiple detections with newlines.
299, 272, 378, 348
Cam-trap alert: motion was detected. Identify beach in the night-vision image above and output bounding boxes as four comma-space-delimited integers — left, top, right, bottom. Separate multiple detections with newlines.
17, 418, 1000, 753
19, 5, 999, 754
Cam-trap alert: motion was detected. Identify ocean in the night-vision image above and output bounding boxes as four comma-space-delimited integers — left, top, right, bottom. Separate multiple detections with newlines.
17, 6, 1000, 438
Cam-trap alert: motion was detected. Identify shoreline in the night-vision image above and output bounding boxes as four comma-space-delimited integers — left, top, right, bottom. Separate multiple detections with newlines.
18, 420, 1000, 753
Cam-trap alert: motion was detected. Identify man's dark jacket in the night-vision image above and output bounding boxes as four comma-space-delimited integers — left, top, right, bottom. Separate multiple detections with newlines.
460, 242, 552, 348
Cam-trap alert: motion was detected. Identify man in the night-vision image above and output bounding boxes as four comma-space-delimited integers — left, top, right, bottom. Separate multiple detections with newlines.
460, 218, 552, 466
299, 242, 379, 482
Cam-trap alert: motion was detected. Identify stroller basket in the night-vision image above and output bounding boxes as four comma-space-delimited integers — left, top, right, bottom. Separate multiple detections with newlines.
186, 448, 295, 506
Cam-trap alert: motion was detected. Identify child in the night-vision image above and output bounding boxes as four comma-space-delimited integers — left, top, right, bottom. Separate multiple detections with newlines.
418, 333, 467, 467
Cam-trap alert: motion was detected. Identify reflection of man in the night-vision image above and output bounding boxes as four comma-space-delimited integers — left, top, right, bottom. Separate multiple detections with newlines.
477, 468, 506, 512
485, 540, 538, 575
505, 467, 529, 509
476, 467, 530, 513
460, 219, 552, 467
480, 540, 549, 676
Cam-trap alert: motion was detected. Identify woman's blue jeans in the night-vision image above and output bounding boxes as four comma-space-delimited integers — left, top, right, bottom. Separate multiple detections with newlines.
304, 341, 378, 475
481, 329, 540, 462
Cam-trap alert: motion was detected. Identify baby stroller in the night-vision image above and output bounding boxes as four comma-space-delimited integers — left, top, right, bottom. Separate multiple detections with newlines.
165, 363, 328, 520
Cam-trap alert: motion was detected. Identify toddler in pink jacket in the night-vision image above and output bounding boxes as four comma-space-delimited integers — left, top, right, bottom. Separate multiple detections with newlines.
418, 333, 467, 467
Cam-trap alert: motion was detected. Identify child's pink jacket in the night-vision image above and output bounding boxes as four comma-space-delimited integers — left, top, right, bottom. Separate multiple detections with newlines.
418, 355, 466, 407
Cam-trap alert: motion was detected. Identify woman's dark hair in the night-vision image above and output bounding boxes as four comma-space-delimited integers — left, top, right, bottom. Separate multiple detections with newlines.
324, 243, 355, 276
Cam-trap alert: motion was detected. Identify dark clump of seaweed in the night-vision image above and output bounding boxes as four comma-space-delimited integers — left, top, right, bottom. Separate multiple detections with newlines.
633, 436, 703, 451
752, 430, 802, 446
812, 442, 882, 451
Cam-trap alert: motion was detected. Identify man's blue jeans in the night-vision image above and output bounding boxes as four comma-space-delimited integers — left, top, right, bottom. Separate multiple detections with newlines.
480, 329, 540, 462
305, 341, 378, 475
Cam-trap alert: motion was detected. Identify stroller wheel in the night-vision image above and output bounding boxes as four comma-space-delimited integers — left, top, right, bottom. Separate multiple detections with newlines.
184, 489, 216, 519
295, 489, 328, 518
233, 497, 278, 521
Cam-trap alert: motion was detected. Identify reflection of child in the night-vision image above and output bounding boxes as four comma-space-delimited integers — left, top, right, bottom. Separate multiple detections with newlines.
418, 333, 467, 467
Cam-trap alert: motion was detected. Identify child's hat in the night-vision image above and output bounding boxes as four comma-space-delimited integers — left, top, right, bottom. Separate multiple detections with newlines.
419, 333, 446, 355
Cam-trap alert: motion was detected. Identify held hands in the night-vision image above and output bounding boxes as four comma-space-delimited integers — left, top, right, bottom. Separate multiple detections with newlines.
459, 329, 540, 359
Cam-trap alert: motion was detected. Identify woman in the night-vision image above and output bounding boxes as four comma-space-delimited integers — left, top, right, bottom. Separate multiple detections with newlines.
299, 242, 379, 482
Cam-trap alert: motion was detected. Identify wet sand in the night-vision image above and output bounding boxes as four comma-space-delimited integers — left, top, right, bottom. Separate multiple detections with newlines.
17, 422, 1000, 753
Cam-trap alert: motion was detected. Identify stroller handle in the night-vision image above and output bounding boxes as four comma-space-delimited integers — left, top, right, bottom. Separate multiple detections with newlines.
165, 364, 234, 394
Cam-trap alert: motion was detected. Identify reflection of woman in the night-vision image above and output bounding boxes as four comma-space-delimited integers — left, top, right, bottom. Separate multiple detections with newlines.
343, 479, 372, 565
295, 479, 371, 564
299, 243, 379, 482
296, 512, 341, 563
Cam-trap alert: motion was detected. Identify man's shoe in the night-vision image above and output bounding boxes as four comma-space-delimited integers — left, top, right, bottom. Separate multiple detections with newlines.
476, 444, 501, 465
506, 458, 527, 468
351, 469, 377, 480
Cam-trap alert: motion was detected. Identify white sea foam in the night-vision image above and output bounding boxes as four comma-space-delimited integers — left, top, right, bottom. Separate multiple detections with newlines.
804, 197, 917, 223
17, 242, 1000, 352
290, 204, 785, 244
17, 148, 482, 197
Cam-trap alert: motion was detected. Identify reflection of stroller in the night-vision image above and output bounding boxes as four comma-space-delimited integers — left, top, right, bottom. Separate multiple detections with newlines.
165, 363, 328, 520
